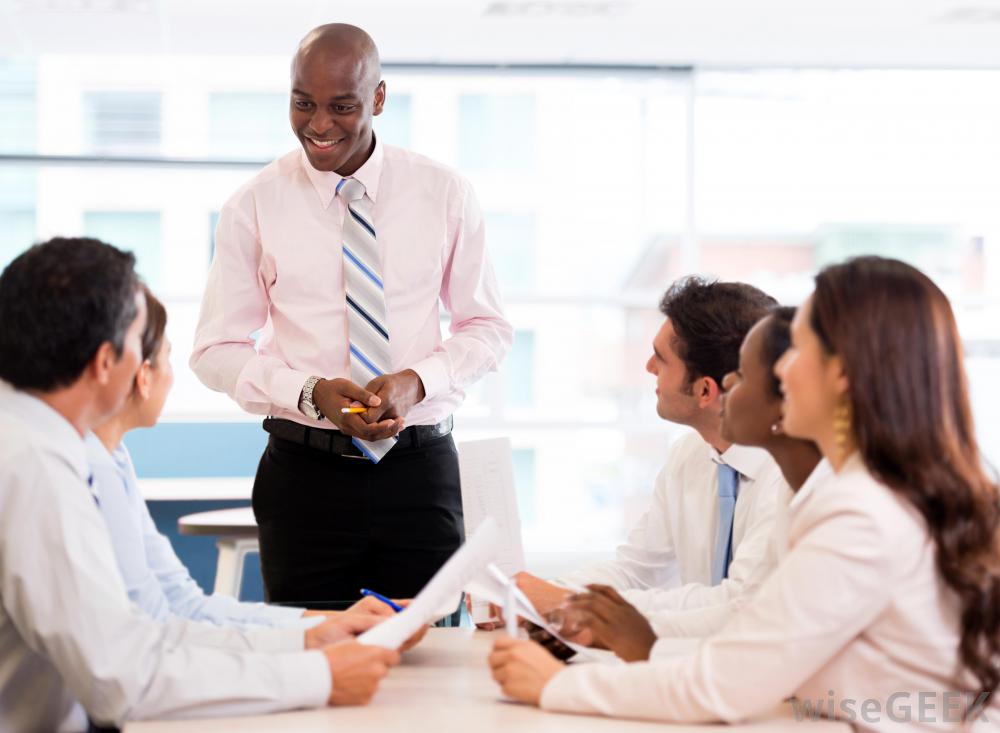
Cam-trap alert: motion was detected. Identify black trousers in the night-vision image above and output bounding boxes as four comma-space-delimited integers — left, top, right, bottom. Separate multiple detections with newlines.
252, 432, 464, 605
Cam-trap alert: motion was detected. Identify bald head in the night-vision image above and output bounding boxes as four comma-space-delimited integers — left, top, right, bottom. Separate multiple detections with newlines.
288, 24, 387, 175
294, 23, 381, 89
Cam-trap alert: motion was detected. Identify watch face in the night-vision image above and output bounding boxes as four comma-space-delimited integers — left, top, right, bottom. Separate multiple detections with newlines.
299, 394, 320, 420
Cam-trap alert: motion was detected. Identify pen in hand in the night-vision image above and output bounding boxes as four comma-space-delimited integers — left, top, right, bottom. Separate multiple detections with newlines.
360, 588, 405, 613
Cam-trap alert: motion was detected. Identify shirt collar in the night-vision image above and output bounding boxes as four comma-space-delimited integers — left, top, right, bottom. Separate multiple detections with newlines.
788, 458, 834, 511
84, 430, 117, 468
0, 388, 90, 483
301, 134, 385, 209
710, 442, 773, 482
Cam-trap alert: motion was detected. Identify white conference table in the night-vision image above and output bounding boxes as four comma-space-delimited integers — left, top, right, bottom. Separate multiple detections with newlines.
177, 506, 258, 597
124, 628, 850, 733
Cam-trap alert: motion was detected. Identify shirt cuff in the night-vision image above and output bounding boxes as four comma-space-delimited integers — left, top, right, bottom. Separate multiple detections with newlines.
274, 650, 331, 709
254, 603, 309, 627
245, 625, 309, 653
409, 354, 449, 402
539, 665, 603, 714
270, 367, 313, 413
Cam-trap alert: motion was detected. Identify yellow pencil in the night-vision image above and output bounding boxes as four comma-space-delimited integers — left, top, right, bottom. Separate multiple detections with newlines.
340, 406, 368, 414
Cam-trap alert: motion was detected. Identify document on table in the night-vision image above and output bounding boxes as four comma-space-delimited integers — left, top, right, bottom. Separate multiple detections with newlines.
458, 438, 525, 623
465, 563, 620, 664
357, 518, 502, 649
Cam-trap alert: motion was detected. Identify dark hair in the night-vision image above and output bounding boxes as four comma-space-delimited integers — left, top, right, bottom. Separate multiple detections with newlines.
0, 237, 139, 391
659, 276, 778, 388
760, 306, 796, 399
140, 284, 168, 368
811, 256, 1000, 707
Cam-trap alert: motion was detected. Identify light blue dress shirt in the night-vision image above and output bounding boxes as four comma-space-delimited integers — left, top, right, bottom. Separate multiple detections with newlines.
85, 432, 304, 629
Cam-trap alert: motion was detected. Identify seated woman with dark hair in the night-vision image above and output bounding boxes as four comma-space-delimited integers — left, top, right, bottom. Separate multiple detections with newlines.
491, 258, 1000, 731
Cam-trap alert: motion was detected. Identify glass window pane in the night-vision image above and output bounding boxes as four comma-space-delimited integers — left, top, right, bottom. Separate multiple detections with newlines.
485, 211, 536, 295
503, 330, 535, 408
83, 91, 162, 156
458, 93, 536, 173
208, 92, 295, 160
83, 211, 163, 289
0, 165, 37, 267
0, 60, 37, 155
375, 92, 412, 148
694, 69, 1000, 469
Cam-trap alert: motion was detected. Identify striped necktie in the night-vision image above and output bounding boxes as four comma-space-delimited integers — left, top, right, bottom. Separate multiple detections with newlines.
711, 463, 740, 585
337, 176, 397, 463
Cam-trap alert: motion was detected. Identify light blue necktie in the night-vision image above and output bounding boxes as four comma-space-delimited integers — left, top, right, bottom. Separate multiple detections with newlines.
337, 176, 397, 464
711, 463, 740, 585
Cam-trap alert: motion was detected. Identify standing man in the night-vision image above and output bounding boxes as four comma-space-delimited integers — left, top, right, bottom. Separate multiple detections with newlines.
191, 24, 512, 604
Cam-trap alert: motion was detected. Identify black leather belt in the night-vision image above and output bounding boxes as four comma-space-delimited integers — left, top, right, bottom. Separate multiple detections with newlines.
262, 416, 453, 458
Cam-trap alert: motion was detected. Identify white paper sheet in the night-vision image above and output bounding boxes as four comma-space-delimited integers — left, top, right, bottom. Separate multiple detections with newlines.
465, 563, 620, 664
458, 438, 525, 624
357, 518, 502, 649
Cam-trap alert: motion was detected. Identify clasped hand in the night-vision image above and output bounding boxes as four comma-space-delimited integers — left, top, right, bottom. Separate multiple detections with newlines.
313, 369, 425, 441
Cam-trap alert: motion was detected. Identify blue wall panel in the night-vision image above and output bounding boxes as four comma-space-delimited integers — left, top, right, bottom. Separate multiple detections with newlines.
126, 422, 269, 603
124, 421, 266, 478
146, 500, 266, 603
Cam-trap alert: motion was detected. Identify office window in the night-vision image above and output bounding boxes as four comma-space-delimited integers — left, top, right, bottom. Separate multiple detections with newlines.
458, 93, 535, 173
694, 69, 1000, 467
83, 211, 163, 288
503, 330, 535, 409
0, 210, 36, 268
0, 166, 37, 267
375, 92, 412, 148
0, 61, 37, 154
208, 92, 295, 160
512, 448, 536, 524
485, 211, 536, 295
83, 92, 161, 156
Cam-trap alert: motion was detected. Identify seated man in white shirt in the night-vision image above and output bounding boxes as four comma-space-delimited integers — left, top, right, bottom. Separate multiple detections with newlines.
514, 276, 787, 627
0, 237, 399, 733
545, 307, 828, 662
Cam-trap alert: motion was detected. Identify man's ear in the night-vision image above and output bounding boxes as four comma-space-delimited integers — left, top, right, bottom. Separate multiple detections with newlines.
134, 360, 152, 400
698, 375, 722, 408
91, 341, 117, 386
373, 80, 386, 116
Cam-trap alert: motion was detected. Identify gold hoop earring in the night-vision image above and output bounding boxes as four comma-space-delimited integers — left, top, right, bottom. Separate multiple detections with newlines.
833, 399, 853, 461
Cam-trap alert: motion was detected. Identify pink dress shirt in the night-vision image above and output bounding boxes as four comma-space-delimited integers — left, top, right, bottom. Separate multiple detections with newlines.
540, 454, 998, 732
191, 140, 512, 428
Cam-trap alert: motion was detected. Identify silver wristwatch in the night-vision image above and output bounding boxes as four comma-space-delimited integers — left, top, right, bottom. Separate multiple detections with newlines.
299, 375, 324, 420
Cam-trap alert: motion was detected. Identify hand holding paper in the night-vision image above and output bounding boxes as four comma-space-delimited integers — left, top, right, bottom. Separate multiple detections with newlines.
357, 518, 503, 649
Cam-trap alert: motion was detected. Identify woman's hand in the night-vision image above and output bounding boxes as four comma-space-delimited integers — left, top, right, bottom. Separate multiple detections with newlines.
550, 584, 657, 662
488, 636, 564, 705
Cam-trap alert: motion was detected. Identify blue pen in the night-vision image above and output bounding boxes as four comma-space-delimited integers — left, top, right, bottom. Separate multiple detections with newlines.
360, 588, 405, 613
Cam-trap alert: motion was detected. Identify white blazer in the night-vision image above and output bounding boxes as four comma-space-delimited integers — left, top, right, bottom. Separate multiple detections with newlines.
541, 453, 998, 732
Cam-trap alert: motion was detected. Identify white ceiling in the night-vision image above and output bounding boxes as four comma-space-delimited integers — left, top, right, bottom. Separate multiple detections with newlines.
1, 0, 1000, 68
